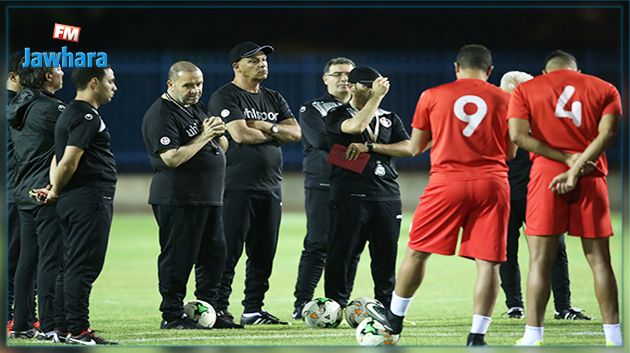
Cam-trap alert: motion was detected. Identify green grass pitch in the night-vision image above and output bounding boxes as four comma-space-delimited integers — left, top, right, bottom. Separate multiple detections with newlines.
8, 212, 622, 347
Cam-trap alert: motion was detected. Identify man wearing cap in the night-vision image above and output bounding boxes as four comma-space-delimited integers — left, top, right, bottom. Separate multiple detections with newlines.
208, 42, 301, 326
291, 57, 363, 320
324, 66, 410, 310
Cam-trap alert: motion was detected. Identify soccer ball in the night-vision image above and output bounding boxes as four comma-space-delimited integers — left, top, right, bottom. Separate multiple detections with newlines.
301, 297, 343, 328
355, 317, 400, 346
183, 300, 216, 328
344, 297, 383, 328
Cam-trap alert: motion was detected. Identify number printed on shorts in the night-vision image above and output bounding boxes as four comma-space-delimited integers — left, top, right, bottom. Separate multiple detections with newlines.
453, 95, 488, 137
554, 85, 582, 127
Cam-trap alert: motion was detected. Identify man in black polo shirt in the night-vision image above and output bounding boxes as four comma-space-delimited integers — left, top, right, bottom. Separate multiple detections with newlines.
45, 67, 118, 345
324, 66, 410, 309
292, 57, 362, 319
208, 42, 301, 326
142, 61, 231, 329
8, 64, 65, 341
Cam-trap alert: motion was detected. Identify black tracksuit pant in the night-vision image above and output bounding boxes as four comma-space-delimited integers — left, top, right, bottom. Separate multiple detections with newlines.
325, 197, 401, 308
217, 188, 282, 313
293, 188, 361, 307
7, 201, 21, 321
13, 205, 62, 333
152, 205, 227, 322
55, 187, 114, 334
500, 199, 572, 311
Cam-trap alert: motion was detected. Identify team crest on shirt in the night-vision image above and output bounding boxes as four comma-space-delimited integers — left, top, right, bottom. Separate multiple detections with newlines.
57, 104, 65, 112
221, 109, 230, 118
160, 136, 171, 145
84, 113, 93, 120
379, 116, 392, 128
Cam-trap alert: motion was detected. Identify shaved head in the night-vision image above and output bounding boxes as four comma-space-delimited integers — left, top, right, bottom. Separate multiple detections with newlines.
168, 61, 201, 81
544, 50, 578, 72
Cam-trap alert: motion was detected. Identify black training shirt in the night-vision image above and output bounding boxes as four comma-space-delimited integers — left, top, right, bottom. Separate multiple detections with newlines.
7, 89, 18, 203
9, 89, 65, 209
326, 103, 410, 201
54, 100, 117, 192
299, 93, 344, 189
142, 97, 226, 206
208, 83, 293, 191
507, 148, 531, 201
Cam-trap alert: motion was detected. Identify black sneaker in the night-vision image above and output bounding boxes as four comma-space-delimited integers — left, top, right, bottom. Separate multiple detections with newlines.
36, 331, 61, 342
466, 333, 487, 346
505, 307, 525, 319
241, 311, 288, 325
554, 307, 592, 320
214, 310, 244, 329
292, 302, 307, 320
160, 314, 206, 329
9, 328, 44, 339
55, 329, 69, 343
364, 301, 403, 334
66, 328, 117, 345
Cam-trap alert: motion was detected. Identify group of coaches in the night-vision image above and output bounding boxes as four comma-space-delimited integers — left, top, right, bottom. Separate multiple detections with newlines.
7, 55, 119, 345
6, 42, 621, 347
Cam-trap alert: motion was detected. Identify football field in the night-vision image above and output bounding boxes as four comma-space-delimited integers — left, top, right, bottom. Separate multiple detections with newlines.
8, 212, 623, 347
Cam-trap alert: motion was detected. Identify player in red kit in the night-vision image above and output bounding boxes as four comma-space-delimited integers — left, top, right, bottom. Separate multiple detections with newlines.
367, 44, 516, 346
508, 50, 622, 346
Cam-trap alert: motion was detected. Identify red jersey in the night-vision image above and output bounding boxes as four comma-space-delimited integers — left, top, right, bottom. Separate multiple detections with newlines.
507, 69, 621, 175
412, 78, 511, 181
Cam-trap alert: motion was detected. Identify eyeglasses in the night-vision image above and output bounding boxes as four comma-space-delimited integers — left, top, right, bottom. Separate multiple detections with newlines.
357, 80, 373, 88
325, 72, 350, 78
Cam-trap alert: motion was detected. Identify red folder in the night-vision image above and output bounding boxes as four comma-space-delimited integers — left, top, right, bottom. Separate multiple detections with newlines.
327, 143, 370, 174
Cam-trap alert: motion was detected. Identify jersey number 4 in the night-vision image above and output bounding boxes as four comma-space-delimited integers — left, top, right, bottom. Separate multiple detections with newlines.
554, 85, 582, 127
453, 95, 487, 137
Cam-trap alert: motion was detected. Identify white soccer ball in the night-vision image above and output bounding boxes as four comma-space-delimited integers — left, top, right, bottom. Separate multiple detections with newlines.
183, 300, 216, 328
355, 317, 400, 346
301, 297, 343, 328
345, 297, 382, 328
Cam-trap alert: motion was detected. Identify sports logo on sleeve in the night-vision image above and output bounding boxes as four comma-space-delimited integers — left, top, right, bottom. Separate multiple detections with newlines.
379, 116, 392, 128
58, 104, 65, 112
160, 136, 171, 145
221, 109, 230, 118
299, 106, 306, 113
84, 113, 93, 120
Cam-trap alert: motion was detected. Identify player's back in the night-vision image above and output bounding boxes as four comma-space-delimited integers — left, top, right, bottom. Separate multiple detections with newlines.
509, 69, 621, 174
412, 78, 510, 181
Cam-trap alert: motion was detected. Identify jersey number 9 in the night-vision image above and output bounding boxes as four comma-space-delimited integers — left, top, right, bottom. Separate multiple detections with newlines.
453, 95, 488, 137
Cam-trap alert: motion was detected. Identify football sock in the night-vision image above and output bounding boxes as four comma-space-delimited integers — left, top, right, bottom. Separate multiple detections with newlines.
603, 323, 622, 346
521, 325, 544, 344
390, 292, 413, 317
470, 314, 491, 334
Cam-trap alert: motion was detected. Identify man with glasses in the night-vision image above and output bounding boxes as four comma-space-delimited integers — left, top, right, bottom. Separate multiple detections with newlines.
324, 66, 410, 310
292, 57, 364, 319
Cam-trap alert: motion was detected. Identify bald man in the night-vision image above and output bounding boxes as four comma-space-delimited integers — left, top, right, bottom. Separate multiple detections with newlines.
509, 50, 622, 346
142, 61, 230, 329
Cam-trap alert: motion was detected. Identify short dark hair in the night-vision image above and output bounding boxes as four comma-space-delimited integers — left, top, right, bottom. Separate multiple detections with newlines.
9, 51, 24, 74
323, 57, 355, 74
71, 66, 109, 90
456, 44, 492, 70
544, 50, 577, 69
18, 66, 53, 89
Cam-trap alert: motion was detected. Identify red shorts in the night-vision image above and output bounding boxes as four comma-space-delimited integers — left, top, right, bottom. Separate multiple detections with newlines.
526, 159, 612, 238
408, 177, 510, 262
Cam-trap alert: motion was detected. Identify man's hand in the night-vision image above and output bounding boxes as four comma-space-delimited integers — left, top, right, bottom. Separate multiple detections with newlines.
29, 184, 55, 204
45, 188, 59, 204
346, 142, 368, 160
564, 152, 597, 176
549, 170, 579, 194
371, 77, 390, 98
202, 116, 226, 140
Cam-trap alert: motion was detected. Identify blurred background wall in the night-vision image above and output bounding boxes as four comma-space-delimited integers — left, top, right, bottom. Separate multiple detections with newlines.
6, 5, 626, 211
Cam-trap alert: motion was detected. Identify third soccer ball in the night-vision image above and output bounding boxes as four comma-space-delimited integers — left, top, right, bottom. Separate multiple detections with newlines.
355, 317, 400, 346
301, 297, 343, 328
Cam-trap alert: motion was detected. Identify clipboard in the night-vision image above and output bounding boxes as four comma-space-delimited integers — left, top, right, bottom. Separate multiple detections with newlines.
327, 143, 370, 174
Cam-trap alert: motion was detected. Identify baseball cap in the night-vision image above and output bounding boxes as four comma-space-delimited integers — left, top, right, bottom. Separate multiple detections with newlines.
229, 42, 275, 63
348, 66, 381, 85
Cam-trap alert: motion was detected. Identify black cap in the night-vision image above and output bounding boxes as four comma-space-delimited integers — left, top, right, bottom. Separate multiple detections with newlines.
348, 66, 381, 84
229, 42, 275, 63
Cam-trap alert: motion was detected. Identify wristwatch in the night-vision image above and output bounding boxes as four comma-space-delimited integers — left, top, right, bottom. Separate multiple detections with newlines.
366, 141, 374, 152
270, 124, 280, 136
